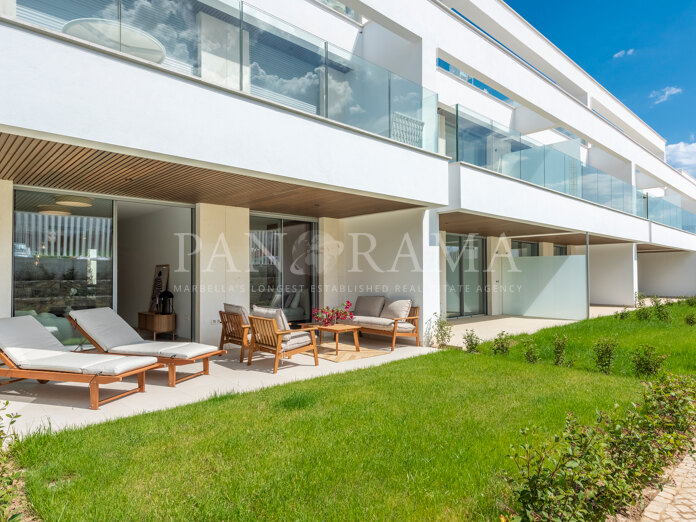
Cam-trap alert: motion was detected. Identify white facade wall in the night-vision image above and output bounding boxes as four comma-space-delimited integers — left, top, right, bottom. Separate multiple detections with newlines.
195, 204, 250, 345
638, 252, 696, 298
577, 244, 637, 306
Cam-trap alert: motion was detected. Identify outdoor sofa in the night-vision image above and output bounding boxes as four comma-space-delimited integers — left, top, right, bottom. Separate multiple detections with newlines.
0, 316, 161, 409
68, 308, 225, 387
338, 296, 420, 350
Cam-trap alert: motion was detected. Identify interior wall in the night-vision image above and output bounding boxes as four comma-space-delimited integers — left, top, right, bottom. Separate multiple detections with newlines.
638, 251, 696, 297
117, 203, 193, 338
196, 203, 250, 345
0, 180, 12, 318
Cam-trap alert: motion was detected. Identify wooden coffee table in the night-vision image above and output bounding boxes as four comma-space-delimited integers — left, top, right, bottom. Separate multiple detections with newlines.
301, 324, 360, 356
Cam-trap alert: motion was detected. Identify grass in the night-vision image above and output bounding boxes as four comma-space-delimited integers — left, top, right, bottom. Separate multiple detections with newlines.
475, 301, 696, 376
13, 352, 640, 521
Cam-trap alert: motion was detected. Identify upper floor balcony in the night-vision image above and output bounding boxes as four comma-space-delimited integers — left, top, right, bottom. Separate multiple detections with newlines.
443, 104, 696, 235
3, 0, 438, 153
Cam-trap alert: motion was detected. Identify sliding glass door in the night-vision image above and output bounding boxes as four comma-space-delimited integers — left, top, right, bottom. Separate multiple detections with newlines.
249, 215, 316, 323
445, 234, 486, 317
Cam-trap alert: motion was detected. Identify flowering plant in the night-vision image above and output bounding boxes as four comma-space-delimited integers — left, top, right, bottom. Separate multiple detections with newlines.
312, 300, 354, 326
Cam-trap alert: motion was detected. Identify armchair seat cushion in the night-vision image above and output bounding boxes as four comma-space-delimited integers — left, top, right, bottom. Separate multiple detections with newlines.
281, 331, 312, 351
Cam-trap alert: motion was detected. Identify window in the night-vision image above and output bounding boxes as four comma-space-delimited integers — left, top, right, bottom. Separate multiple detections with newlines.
445, 234, 486, 317
553, 245, 568, 256
313, 0, 360, 22
511, 240, 539, 257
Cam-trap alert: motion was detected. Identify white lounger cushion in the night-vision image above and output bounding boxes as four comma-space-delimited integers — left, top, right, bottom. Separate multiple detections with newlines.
69, 308, 144, 350
109, 342, 215, 359
2, 347, 157, 376
0, 316, 72, 351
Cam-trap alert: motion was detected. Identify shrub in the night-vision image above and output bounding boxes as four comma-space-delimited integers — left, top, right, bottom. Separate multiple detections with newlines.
492, 331, 512, 355
0, 401, 20, 522
505, 374, 696, 521
430, 314, 453, 349
552, 334, 569, 366
523, 341, 538, 364
462, 329, 481, 353
631, 344, 668, 377
650, 296, 671, 323
686, 296, 696, 307
614, 307, 630, 320
635, 293, 652, 321
685, 313, 696, 326
593, 336, 617, 375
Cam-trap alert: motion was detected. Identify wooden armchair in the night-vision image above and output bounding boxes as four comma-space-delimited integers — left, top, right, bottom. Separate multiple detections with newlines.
219, 311, 250, 362
248, 315, 319, 374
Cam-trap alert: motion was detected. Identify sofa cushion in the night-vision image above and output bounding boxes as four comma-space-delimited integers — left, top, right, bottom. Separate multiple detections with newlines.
0, 316, 68, 351
346, 316, 416, 333
223, 303, 249, 324
281, 331, 312, 351
353, 296, 385, 317
252, 306, 290, 332
68, 308, 144, 350
379, 299, 412, 319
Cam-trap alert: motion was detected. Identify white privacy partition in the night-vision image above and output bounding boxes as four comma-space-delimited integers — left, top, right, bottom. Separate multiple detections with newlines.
501, 255, 588, 320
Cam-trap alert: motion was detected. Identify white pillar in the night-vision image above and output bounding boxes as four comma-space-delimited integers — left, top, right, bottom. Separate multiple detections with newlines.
318, 217, 343, 309
0, 0, 16, 19
195, 203, 249, 344
0, 180, 11, 318
540, 242, 554, 256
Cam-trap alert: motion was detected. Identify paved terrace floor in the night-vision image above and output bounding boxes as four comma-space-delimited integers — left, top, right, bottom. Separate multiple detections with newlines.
0, 306, 632, 436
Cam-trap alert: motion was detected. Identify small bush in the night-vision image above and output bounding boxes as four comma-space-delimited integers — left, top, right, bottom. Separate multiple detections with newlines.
431, 314, 453, 349
686, 296, 696, 307
631, 344, 667, 377
686, 313, 696, 326
614, 307, 630, 320
462, 329, 481, 353
552, 334, 569, 366
505, 374, 696, 521
650, 296, 671, 323
635, 293, 652, 321
492, 331, 512, 355
523, 341, 538, 364
0, 401, 20, 522
593, 336, 617, 375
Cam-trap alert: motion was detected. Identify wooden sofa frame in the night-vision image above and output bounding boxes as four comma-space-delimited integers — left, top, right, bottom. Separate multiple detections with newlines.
0, 351, 163, 410
68, 316, 226, 387
248, 316, 319, 374
219, 311, 250, 363
357, 306, 421, 351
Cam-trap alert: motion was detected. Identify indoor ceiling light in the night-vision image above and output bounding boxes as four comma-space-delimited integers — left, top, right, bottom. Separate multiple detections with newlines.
54, 195, 93, 207
38, 205, 72, 216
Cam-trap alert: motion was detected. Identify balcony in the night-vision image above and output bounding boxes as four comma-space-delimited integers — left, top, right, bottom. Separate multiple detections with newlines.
444, 104, 696, 234
8, 0, 438, 152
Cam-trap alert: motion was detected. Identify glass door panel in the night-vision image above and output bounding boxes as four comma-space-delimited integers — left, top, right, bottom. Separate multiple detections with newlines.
445, 234, 485, 317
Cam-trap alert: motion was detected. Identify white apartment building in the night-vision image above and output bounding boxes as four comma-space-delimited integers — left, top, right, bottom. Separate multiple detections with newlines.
0, 0, 694, 345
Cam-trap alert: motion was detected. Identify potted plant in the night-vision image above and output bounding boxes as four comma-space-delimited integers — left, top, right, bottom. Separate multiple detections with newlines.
311, 300, 354, 326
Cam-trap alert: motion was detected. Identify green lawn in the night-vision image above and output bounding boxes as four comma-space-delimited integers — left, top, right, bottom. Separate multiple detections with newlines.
14, 352, 640, 521
476, 301, 696, 376
15, 304, 695, 521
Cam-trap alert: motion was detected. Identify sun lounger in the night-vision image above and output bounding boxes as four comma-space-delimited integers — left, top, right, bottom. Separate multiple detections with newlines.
68, 308, 225, 387
0, 316, 161, 409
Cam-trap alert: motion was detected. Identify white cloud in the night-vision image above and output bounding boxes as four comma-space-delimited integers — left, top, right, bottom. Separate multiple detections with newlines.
613, 48, 635, 59
650, 86, 683, 105
667, 141, 696, 177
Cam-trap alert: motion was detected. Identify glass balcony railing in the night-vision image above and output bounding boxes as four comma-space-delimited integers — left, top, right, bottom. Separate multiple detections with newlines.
13, 0, 438, 152
450, 105, 645, 217
646, 195, 696, 234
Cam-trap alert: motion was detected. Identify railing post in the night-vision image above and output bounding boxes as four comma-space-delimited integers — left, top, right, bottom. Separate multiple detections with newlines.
239, 2, 244, 93
323, 41, 329, 118
387, 72, 392, 140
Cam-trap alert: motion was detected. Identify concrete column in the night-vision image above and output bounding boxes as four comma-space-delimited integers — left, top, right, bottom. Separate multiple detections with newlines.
421, 208, 443, 327
439, 230, 447, 316
195, 203, 249, 345
540, 242, 554, 256
0, 180, 11, 318
318, 217, 343, 309
0, 0, 16, 19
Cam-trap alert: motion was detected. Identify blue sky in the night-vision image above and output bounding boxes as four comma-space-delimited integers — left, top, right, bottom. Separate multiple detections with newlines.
504, 0, 696, 176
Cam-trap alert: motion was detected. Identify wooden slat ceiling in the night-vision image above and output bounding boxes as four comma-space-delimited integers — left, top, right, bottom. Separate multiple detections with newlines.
636, 244, 685, 253
439, 211, 630, 245
0, 133, 419, 219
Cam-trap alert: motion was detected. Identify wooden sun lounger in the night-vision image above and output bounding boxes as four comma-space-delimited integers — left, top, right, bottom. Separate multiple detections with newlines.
0, 351, 162, 410
68, 315, 226, 387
